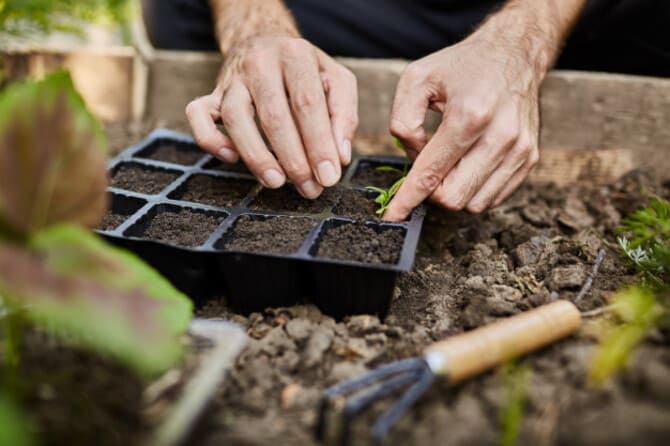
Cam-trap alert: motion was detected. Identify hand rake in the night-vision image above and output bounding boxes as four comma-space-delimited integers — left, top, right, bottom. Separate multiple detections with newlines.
316, 300, 582, 445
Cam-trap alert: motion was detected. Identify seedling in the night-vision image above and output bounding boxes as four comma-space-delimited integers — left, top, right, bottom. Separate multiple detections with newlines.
589, 197, 670, 384
366, 138, 410, 216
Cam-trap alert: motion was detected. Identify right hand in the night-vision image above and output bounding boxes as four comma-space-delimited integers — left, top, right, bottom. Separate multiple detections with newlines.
186, 36, 359, 199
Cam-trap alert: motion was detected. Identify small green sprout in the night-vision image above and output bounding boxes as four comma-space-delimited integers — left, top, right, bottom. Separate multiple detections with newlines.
365, 138, 411, 216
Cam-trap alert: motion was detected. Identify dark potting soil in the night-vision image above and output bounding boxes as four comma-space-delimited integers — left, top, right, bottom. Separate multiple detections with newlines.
192, 170, 670, 446
332, 188, 379, 222
142, 209, 223, 247
316, 223, 404, 264
99, 212, 127, 231
7, 331, 145, 446
224, 215, 315, 255
111, 165, 180, 195
251, 186, 338, 214
351, 164, 404, 189
141, 144, 204, 166
174, 175, 256, 208
203, 158, 251, 174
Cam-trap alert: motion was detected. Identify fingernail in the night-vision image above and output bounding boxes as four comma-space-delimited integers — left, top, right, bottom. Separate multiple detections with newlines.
340, 139, 352, 164
262, 169, 285, 188
217, 147, 237, 163
299, 180, 322, 199
316, 161, 339, 187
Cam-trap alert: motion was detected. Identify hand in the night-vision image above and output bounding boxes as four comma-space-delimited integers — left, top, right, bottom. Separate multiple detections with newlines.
384, 31, 542, 221
186, 36, 358, 198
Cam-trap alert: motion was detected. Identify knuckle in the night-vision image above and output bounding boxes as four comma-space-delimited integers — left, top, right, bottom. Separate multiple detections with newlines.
528, 147, 540, 167
219, 100, 239, 128
283, 160, 312, 182
193, 133, 219, 151
416, 167, 443, 193
457, 100, 493, 133
496, 125, 520, 149
283, 38, 312, 56
292, 90, 321, 113
257, 97, 285, 131
402, 62, 426, 83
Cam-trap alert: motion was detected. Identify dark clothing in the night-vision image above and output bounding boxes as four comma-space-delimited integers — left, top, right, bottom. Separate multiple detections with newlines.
141, 0, 670, 77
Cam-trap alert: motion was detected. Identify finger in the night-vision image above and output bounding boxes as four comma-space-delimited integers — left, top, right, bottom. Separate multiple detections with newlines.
382, 103, 490, 222
219, 81, 286, 188
389, 63, 433, 153
245, 60, 322, 199
318, 50, 358, 165
283, 40, 341, 187
185, 93, 239, 163
491, 151, 539, 207
466, 141, 539, 212
429, 117, 519, 211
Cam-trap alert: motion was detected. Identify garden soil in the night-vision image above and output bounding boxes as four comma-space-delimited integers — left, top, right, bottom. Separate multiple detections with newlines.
105, 126, 670, 446
195, 171, 670, 446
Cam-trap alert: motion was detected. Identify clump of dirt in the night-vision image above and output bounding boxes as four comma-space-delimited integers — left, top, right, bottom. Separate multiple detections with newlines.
192, 171, 670, 446
351, 163, 403, 189
140, 143, 204, 166
204, 159, 251, 174
99, 212, 127, 231
172, 175, 256, 208
223, 215, 315, 255
142, 209, 223, 247
251, 186, 338, 214
4, 331, 145, 446
332, 188, 379, 221
316, 223, 404, 264
111, 165, 180, 195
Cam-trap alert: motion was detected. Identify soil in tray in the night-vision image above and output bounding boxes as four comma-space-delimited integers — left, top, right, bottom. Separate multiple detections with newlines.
332, 188, 380, 221
111, 164, 180, 195
174, 175, 255, 208
142, 208, 223, 247
140, 143, 203, 165
350, 163, 404, 189
316, 222, 404, 264
99, 212, 127, 231
203, 158, 251, 174
250, 186, 338, 214
222, 215, 314, 255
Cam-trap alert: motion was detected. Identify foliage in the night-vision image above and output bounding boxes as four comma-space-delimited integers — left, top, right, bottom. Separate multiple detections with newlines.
366, 138, 410, 216
589, 197, 670, 384
500, 361, 530, 446
0, 72, 192, 378
0, 71, 108, 240
0, 395, 35, 446
0, 0, 130, 37
589, 286, 665, 384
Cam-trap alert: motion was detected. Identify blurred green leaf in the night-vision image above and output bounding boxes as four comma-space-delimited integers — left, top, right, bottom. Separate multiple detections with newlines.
0, 395, 36, 446
0, 0, 130, 36
589, 286, 665, 385
0, 71, 108, 240
500, 362, 530, 446
0, 224, 193, 376
374, 166, 403, 174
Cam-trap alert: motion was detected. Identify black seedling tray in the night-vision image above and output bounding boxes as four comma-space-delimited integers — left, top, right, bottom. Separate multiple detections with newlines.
98, 129, 426, 319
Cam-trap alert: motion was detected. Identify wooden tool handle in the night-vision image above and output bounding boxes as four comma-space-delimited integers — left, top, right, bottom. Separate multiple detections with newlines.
424, 300, 581, 383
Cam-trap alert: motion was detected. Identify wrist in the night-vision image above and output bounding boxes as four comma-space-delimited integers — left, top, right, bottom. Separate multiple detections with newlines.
472, 0, 586, 81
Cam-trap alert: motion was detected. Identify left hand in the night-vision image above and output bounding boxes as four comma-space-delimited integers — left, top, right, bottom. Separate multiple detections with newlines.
383, 31, 541, 221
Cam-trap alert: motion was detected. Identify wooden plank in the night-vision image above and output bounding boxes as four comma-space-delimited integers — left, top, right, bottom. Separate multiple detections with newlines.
1, 47, 135, 122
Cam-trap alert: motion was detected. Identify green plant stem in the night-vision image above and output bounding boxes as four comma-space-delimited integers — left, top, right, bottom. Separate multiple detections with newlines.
2, 303, 23, 398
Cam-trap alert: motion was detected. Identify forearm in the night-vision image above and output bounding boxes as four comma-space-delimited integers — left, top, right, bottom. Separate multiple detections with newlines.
474, 0, 587, 80
207, 0, 300, 56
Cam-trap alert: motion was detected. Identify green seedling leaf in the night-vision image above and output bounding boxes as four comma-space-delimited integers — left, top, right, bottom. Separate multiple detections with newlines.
0, 396, 35, 446
0, 225, 193, 376
500, 361, 530, 446
393, 137, 405, 151
375, 166, 404, 174
589, 285, 665, 385
0, 71, 108, 240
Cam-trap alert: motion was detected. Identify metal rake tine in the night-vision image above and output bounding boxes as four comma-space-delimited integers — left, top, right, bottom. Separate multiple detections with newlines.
370, 360, 435, 446
316, 358, 422, 441
340, 369, 422, 446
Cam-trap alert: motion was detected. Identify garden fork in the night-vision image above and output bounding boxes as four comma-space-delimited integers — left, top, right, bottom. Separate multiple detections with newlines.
316, 300, 582, 445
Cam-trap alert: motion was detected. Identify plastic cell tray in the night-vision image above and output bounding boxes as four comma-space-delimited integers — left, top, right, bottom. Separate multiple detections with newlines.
99, 129, 426, 319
